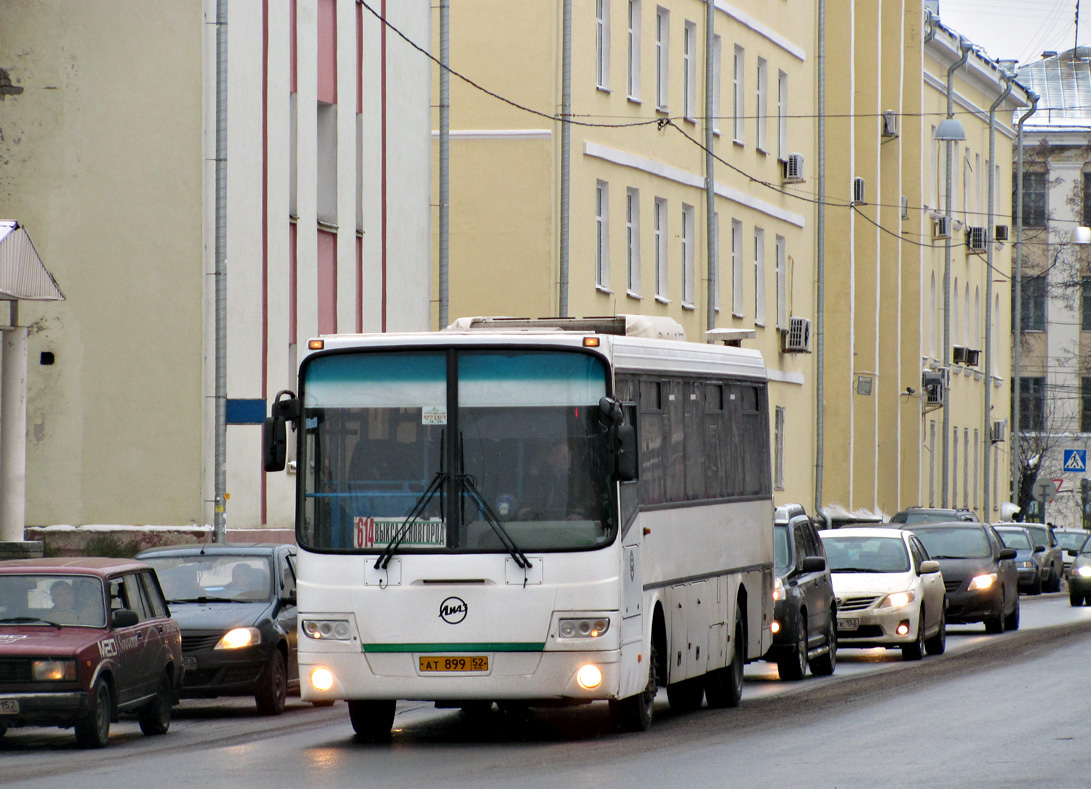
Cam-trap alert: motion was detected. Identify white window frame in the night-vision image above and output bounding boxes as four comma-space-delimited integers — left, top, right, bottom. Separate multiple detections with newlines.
627, 0, 641, 101
597, 0, 611, 91
655, 7, 669, 111
683, 21, 697, 121
682, 203, 695, 307
775, 235, 786, 330
774, 406, 785, 490
754, 227, 766, 325
712, 35, 722, 135
627, 188, 641, 297
776, 70, 787, 160
732, 218, 743, 316
654, 197, 669, 301
756, 57, 768, 152
712, 212, 720, 311
596, 180, 611, 291
732, 45, 744, 143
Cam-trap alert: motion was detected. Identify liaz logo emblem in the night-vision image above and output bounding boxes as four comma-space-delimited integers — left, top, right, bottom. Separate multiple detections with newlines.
439, 596, 468, 625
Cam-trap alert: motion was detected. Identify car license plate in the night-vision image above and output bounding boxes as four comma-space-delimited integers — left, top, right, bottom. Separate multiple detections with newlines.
182, 656, 197, 671
418, 656, 488, 672
838, 617, 860, 631
0, 698, 18, 715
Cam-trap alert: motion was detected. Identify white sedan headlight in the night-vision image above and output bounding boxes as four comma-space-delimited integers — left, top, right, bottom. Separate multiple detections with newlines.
1076, 565, 1091, 578
879, 591, 915, 609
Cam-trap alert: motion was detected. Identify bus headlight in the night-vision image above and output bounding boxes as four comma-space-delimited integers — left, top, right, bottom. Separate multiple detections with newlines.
310, 667, 335, 692
215, 627, 261, 650
558, 618, 610, 638
576, 664, 603, 689
303, 619, 352, 640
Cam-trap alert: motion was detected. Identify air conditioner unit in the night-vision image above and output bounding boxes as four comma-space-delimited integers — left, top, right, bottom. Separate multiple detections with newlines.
952, 346, 967, 364
933, 216, 950, 239
781, 316, 812, 353
853, 177, 866, 204
990, 420, 1006, 444
783, 153, 805, 183
881, 109, 899, 138
966, 226, 987, 251
922, 370, 946, 408
965, 348, 980, 367
994, 224, 1009, 242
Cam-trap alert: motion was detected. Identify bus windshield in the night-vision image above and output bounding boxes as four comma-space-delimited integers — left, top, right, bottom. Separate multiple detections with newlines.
298, 349, 615, 554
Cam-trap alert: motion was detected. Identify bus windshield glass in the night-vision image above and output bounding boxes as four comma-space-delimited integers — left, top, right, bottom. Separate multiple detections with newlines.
298, 349, 615, 554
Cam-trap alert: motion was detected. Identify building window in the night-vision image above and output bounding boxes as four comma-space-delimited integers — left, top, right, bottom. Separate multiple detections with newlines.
627, 188, 641, 296
754, 227, 766, 325
1017, 377, 1045, 432
596, 181, 610, 290
732, 219, 743, 315
1084, 172, 1091, 229
1083, 378, 1091, 433
627, 0, 641, 100
775, 235, 787, 330
654, 197, 668, 300
777, 70, 787, 160
655, 7, 669, 110
712, 35, 721, 134
1082, 277, 1091, 329
774, 406, 785, 490
683, 21, 696, 121
1015, 171, 1047, 227
756, 57, 768, 152
682, 203, 695, 307
1018, 275, 1046, 331
732, 46, 745, 143
596, 0, 611, 90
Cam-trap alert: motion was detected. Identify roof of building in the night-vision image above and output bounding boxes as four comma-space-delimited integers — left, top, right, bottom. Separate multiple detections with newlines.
1018, 48, 1091, 129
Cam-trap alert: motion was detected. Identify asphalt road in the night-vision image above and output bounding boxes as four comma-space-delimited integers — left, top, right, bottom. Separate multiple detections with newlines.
4, 592, 1091, 787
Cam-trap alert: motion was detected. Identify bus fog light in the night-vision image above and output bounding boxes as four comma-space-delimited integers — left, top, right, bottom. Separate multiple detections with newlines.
576, 664, 603, 690
310, 667, 335, 691
770, 620, 781, 635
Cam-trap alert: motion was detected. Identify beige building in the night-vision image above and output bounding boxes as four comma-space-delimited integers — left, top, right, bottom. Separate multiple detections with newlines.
439, 0, 819, 510
820, 4, 1027, 520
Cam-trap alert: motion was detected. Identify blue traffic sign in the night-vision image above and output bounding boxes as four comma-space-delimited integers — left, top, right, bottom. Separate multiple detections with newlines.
1064, 449, 1087, 473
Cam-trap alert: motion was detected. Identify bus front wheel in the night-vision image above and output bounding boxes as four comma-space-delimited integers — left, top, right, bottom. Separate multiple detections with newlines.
348, 699, 396, 742
610, 639, 660, 732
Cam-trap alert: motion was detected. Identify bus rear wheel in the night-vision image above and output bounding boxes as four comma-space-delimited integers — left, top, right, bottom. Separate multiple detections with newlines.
348, 699, 396, 742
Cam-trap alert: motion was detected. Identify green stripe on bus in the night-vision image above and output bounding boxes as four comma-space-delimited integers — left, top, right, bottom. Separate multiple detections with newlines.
362, 643, 545, 654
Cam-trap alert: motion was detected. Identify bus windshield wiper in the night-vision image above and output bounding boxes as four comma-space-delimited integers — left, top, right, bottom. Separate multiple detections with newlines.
374, 471, 448, 570
458, 474, 532, 571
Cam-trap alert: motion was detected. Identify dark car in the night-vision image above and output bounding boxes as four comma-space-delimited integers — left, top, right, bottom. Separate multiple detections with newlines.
1054, 528, 1090, 577
764, 504, 837, 680
994, 525, 1046, 595
889, 507, 980, 525
1020, 524, 1063, 592
0, 558, 183, 747
136, 544, 298, 715
898, 522, 1018, 633
1067, 541, 1091, 605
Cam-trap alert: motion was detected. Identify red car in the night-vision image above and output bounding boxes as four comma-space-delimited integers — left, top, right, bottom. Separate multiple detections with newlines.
0, 557, 183, 747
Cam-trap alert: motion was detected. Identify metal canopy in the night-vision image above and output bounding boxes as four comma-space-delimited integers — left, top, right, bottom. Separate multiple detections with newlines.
0, 222, 64, 302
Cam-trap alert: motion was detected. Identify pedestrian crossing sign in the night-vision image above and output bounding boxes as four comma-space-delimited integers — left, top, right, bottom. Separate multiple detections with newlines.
1064, 449, 1087, 473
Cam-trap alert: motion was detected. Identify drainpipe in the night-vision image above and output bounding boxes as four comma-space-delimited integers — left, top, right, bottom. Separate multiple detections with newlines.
213, 0, 229, 543
438, 0, 449, 328
559, 0, 571, 317
704, 0, 716, 335
984, 70, 1013, 518
1012, 92, 1039, 506
941, 37, 972, 507
816, 0, 827, 526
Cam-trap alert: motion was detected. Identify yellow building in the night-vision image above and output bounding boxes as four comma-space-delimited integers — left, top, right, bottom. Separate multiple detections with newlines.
439, 0, 819, 509
820, 3, 1027, 520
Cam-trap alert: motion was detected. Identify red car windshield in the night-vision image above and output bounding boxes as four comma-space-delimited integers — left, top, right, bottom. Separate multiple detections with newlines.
0, 574, 107, 627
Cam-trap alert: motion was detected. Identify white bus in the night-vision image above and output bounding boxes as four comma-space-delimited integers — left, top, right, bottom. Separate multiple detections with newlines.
263, 315, 774, 738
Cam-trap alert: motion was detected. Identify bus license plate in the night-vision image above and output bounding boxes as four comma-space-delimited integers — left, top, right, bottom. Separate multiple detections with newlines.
419, 656, 488, 672
838, 617, 860, 631
0, 698, 19, 715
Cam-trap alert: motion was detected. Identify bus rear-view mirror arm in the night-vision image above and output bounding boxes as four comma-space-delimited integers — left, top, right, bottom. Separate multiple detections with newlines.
263, 390, 300, 472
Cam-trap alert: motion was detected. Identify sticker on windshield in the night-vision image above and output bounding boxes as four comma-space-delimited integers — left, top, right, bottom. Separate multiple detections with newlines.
355, 517, 445, 549
422, 406, 447, 426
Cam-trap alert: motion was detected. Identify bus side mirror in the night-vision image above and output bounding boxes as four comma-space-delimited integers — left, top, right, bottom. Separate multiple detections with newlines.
617, 424, 638, 482
263, 417, 287, 472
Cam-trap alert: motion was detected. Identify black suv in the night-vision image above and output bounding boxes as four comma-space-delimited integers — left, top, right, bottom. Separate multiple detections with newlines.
889, 507, 980, 525
765, 504, 837, 680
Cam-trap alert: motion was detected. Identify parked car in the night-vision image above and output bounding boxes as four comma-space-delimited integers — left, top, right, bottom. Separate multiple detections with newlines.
1020, 524, 1063, 592
888, 507, 980, 525
1067, 541, 1091, 605
994, 525, 1045, 595
136, 544, 299, 715
897, 522, 1018, 633
818, 527, 946, 660
0, 557, 183, 747
764, 504, 837, 680
1052, 528, 1088, 577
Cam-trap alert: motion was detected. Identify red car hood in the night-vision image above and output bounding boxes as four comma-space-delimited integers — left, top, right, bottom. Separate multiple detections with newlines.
0, 626, 105, 656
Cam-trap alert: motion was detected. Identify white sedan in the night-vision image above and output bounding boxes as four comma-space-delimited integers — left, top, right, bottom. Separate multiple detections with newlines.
818, 527, 947, 660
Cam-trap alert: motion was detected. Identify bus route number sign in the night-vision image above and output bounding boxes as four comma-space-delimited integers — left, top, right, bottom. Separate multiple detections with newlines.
419, 656, 488, 673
